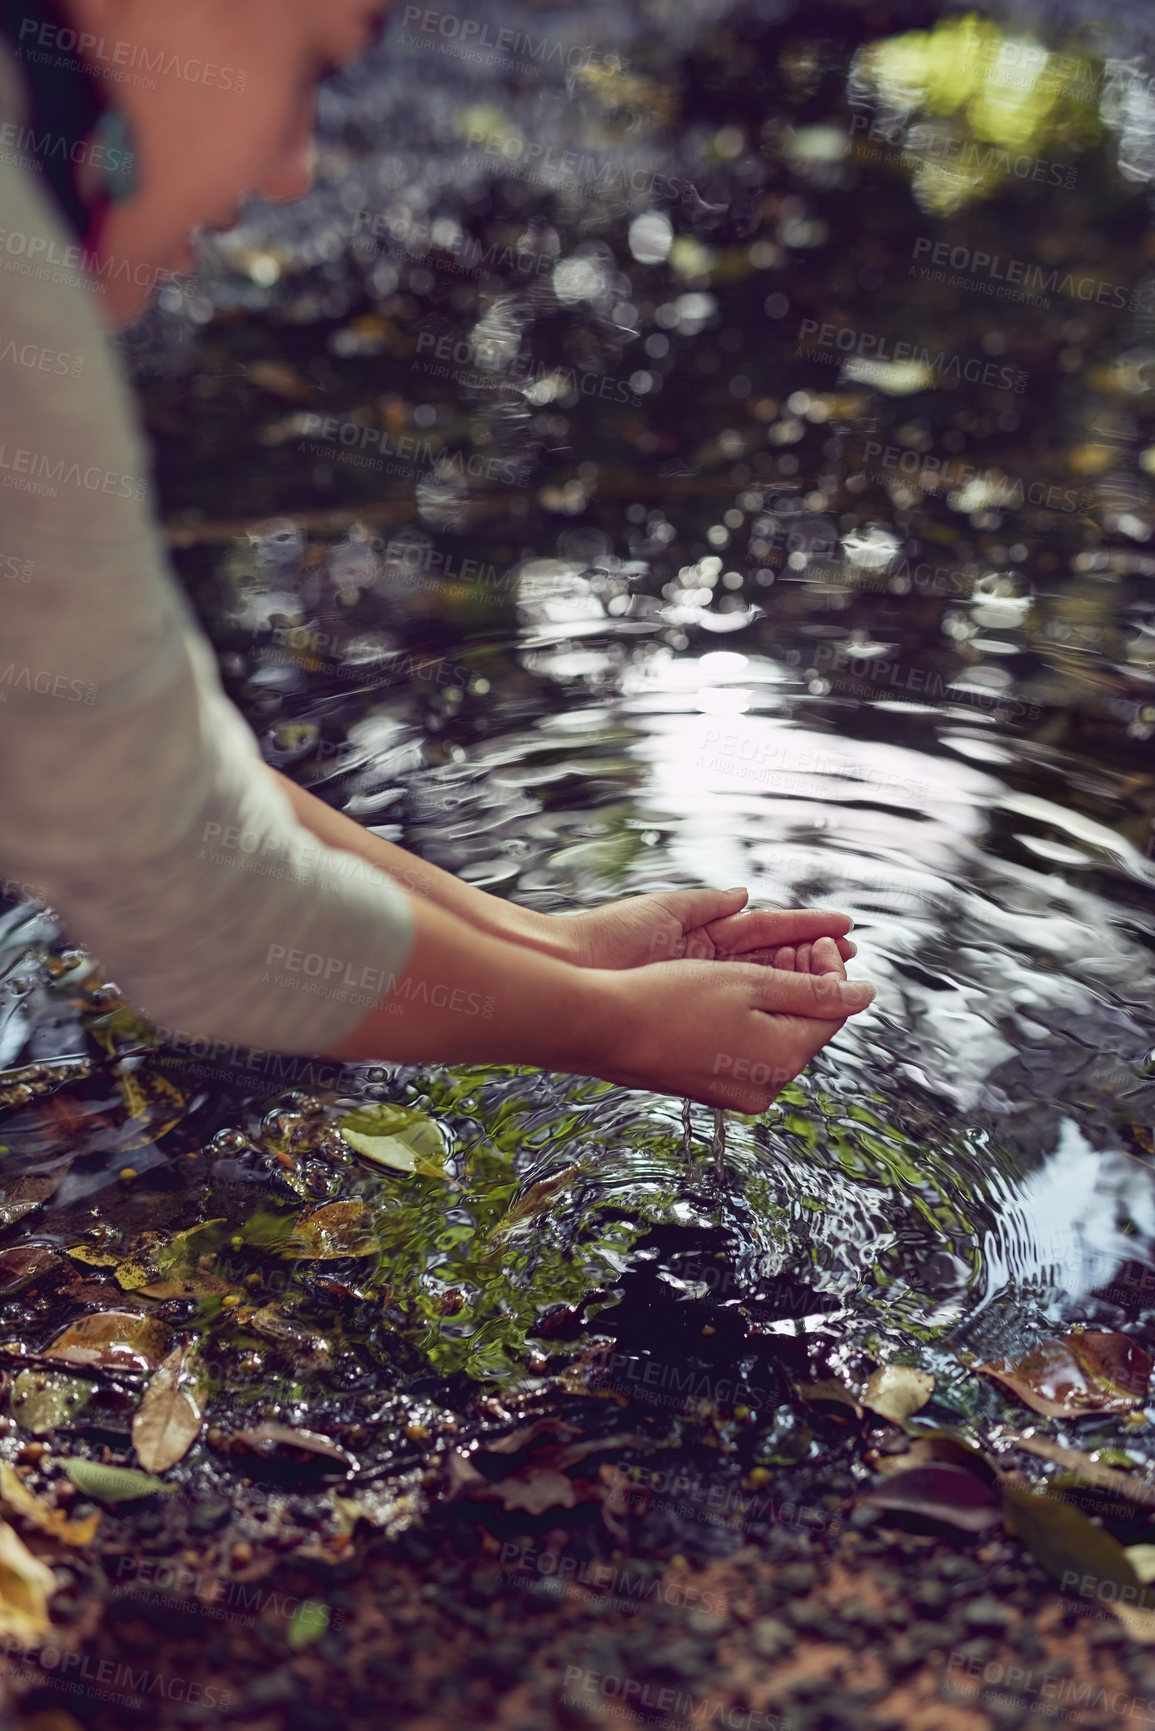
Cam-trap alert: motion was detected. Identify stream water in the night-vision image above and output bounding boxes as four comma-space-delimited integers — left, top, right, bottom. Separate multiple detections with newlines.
3, 0, 1155, 1536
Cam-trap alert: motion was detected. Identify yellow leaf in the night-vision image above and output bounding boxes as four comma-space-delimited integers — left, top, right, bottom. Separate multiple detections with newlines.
0, 1464, 100, 1546
66, 1245, 120, 1268
1125, 1545, 1155, 1585
287, 1201, 374, 1260
43, 1312, 170, 1373
862, 1365, 935, 1423
0, 1517, 57, 1640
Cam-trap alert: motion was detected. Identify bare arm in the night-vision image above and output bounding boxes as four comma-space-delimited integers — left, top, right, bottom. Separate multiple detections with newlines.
270, 769, 859, 975
269, 768, 569, 955
326, 895, 875, 1111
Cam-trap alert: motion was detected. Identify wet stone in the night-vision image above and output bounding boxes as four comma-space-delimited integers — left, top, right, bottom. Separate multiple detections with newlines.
963, 1596, 1017, 1631
749, 1616, 791, 1658
187, 1495, 232, 1534
785, 1601, 827, 1631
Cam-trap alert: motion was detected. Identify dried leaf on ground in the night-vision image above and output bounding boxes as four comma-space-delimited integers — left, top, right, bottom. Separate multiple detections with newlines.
862, 1364, 935, 1423
863, 1463, 1003, 1533
979, 1332, 1152, 1418
0, 1463, 100, 1545
287, 1200, 374, 1259
0, 1517, 57, 1640
132, 1345, 203, 1473
42, 1311, 170, 1373
872, 1430, 999, 1486
61, 1459, 177, 1505
229, 1422, 357, 1475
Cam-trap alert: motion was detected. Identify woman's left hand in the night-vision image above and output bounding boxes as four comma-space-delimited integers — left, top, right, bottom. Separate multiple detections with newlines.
519, 886, 856, 972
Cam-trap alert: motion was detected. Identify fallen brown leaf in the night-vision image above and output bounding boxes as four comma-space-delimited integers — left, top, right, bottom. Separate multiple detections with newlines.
133, 1346, 203, 1473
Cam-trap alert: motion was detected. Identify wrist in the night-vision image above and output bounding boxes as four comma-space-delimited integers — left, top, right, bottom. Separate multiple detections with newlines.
495, 901, 584, 964
546, 964, 627, 1076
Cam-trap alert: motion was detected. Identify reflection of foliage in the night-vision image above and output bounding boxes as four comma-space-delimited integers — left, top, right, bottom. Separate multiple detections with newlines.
855, 14, 1103, 211
354, 1067, 683, 1382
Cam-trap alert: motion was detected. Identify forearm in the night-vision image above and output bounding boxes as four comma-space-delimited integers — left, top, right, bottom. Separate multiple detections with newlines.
326, 891, 619, 1070
270, 768, 570, 957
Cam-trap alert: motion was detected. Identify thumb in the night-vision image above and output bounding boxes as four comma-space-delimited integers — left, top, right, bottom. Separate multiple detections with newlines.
664, 886, 748, 929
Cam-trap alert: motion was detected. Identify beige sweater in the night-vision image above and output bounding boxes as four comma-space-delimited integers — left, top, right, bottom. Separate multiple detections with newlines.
0, 43, 414, 1054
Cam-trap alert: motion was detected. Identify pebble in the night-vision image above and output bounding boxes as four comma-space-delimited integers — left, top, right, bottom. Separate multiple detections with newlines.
963, 1595, 1016, 1630
750, 1616, 791, 1658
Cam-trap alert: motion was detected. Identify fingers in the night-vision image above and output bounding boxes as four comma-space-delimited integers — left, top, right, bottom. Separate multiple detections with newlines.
704, 906, 853, 954
743, 963, 874, 1018
812, 935, 847, 980
725, 935, 857, 969
663, 888, 749, 936
795, 941, 812, 975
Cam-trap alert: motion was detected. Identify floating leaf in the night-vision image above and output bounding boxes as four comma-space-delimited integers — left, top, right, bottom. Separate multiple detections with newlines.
66, 1244, 120, 1269
336, 1104, 448, 1176
979, 1332, 1152, 1418
495, 1166, 582, 1234
114, 1066, 186, 1149
0, 1518, 57, 1640
10, 1369, 94, 1435
862, 1365, 935, 1423
43, 1311, 170, 1373
132, 1219, 231, 1300
864, 1463, 1003, 1534
0, 1245, 58, 1293
61, 1459, 176, 1505
287, 1599, 331, 1649
287, 1200, 374, 1260
0, 1463, 100, 1545
1070, 1332, 1154, 1399
132, 1346, 203, 1473
0, 1175, 58, 1228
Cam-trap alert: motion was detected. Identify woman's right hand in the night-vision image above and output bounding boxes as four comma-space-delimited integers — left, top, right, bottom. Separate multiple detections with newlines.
590, 935, 873, 1112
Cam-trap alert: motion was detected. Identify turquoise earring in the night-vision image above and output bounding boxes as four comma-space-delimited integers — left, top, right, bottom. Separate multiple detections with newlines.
92, 106, 139, 203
